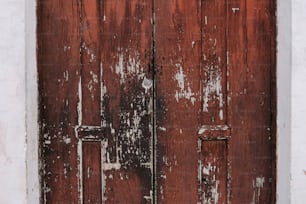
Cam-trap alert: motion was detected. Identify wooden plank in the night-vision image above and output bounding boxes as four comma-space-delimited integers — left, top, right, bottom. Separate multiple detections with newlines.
80, 0, 101, 126
199, 140, 228, 204
38, 0, 80, 203
99, 0, 153, 202
82, 141, 102, 203
227, 0, 276, 203
201, 0, 228, 125
155, 0, 201, 202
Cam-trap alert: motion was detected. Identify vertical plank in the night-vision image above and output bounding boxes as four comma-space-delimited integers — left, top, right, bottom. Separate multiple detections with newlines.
81, 0, 101, 126
99, 0, 153, 203
201, 0, 227, 125
37, 0, 80, 203
199, 140, 227, 204
155, 0, 201, 203
82, 141, 102, 203
227, 0, 276, 203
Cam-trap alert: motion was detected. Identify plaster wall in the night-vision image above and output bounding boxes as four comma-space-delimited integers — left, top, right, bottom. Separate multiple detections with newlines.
290, 0, 306, 203
0, 1, 27, 203
0, 0, 305, 203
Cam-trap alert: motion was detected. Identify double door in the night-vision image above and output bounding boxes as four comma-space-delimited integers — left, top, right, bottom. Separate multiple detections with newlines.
38, 0, 276, 203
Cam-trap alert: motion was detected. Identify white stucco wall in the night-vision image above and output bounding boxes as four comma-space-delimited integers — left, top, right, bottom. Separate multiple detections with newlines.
276, 0, 292, 203
0, 1, 27, 203
291, 0, 306, 203
0, 0, 305, 203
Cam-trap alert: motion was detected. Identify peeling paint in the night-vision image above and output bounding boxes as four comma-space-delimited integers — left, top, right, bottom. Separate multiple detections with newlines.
199, 162, 220, 204
77, 77, 83, 126
232, 8, 240, 13
174, 63, 196, 105
142, 77, 153, 93
114, 49, 145, 85
63, 45, 71, 52
81, 42, 96, 63
202, 65, 224, 120
251, 176, 265, 204
158, 126, 166, 131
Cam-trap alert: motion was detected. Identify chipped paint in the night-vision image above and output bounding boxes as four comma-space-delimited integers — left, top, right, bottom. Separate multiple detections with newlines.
198, 125, 230, 135
81, 42, 96, 63
63, 45, 71, 52
202, 65, 224, 120
158, 126, 167, 131
77, 140, 83, 204
77, 77, 83, 126
142, 77, 153, 93
63, 70, 69, 81
251, 176, 265, 204
100, 62, 108, 127
192, 40, 196, 48
114, 49, 145, 85
87, 71, 99, 100
232, 8, 240, 13
174, 63, 196, 105
199, 162, 221, 204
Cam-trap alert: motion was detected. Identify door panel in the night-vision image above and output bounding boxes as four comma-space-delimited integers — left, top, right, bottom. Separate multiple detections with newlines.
38, 0, 276, 203
38, 0, 153, 203
155, 0, 275, 203
227, 0, 276, 203
38, 1, 80, 203
154, 0, 201, 203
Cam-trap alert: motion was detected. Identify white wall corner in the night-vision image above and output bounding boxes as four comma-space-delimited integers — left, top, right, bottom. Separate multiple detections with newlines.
25, 0, 39, 203
291, 0, 306, 203
0, 0, 27, 203
277, 0, 292, 203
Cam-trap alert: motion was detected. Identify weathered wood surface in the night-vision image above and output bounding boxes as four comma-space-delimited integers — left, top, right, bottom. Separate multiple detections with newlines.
38, 0, 276, 203
38, 0, 153, 203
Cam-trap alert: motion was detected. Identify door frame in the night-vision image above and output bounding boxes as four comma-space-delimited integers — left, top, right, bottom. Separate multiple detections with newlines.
25, 0, 290, 203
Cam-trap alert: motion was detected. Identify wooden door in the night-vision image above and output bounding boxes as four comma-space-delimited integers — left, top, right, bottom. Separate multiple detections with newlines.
38, 0, 276, 203
154, 0, 276, 203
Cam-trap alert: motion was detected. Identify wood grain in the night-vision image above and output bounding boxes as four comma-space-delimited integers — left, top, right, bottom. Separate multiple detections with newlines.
82, 141, 102, 203
38, 0, 276, 203
227, 0, 276, 203
38, 1, 80, 203
155, 0, 201, 202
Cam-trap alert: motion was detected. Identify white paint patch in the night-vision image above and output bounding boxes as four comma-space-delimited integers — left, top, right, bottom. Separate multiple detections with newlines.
232, 7, 240, 13
174, 63, 196, 105
114, 49, 145, 85
63, 70, 69, 81
251, 176, 265, 204
200, 162, 220, 204
142, 77, 153, 93
63, 135, 71, 144
87, 71, 99, 100
192, 40, 196, 48
63, 45, 71, 52
202, 66, 224, 120
198, 125, 229, 135
77, 77, 83, 125
119, 109, 146, 144
102, 141, 121, 171
158, 127, 167, 131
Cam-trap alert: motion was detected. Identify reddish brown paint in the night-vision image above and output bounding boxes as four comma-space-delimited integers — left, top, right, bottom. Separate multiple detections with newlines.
82, 142, 102, 203
38, 0, 276, 203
